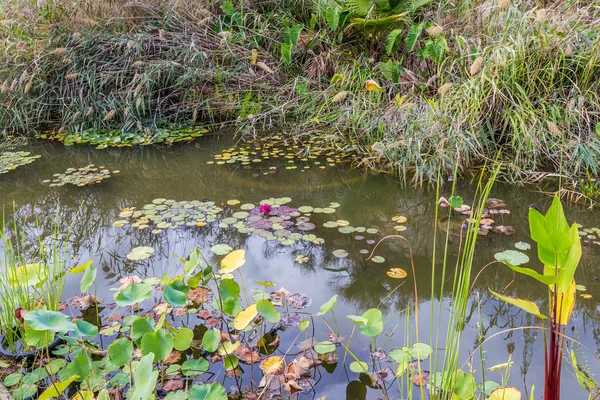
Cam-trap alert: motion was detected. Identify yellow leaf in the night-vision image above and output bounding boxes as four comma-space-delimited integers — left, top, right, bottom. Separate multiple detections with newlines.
71, 260, 94, 274
387, 268, 407, 279
250, 49, 257, 64
487, 361, 514, 371
233, 303, 258, 330
256, 62, 273, 73
365, 79, 382, 92
554, 280, 576, 325
392, 215, 407, 223
330, 73, 345, 85
489, 289, 546, 319
39, 375, 80, 400
394, 94, 406, 106
221, 249, 246, 274
218, 340, 241, 356
488, 387, 521, 400
260, 355, 286, 376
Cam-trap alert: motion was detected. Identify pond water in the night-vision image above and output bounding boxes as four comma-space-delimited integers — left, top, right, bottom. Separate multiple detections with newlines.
2, 133, 600, 399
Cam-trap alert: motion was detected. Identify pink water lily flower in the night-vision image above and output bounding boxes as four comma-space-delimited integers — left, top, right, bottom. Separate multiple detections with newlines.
260, 203, 272, 215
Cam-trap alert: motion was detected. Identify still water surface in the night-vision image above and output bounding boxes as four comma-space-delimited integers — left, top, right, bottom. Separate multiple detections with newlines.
2, 134, 600, 398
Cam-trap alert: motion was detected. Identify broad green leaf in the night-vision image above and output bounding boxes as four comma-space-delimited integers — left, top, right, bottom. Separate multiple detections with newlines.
389, 348, 411, 363
65, 355, 90, 382
141, 329, 174, 361
80, 264, 97, 292
494, 250, 529, 266
410, 343, 433, 360
182, 359, 209, 376
75, 320, 98, 338
281, 43, 292, 64
24, 310, 77, 333
183, 248, 201, 275
12, 384, 36, 399
347, 315, 368, 325
24, 326, 54, 347
350, 361, 369, 373
126, 246, 154, 261
97, 390, 110, 400
299, 320, 310, 332
453, 370, 477, 399
4, 373, 21, 387
358, 308, 383, 337
448, 195, 463, 208
385, 29, 403, 55
202, 329, 220, 352
489, 289, 546, 319
108, 338, 134, 368
164, 279, 189, 307
8, 263, 47, 288
317, 295, 338, 315
314, 341, 336, 354
39, 375, 79, 400
128, 354, 158, 400
326, 7, 340, 30
222, 297, 242, 316
223, 355, 239, 370
405, 23, 423, 52
257, 300, 280, 323
189, 383, 227, 400
500, 261, 558, 286
173, 328, 194, 351
219, 279, 240, 300
482, 381, 502, 396
131, 316, 155, 344
115, 283, 152, 307
233, 303, 258, 330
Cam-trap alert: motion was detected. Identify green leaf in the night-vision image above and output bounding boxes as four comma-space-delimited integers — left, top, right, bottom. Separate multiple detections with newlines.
489, 289, 547, 319
453, 370, 477, 399
182, 359, 209, 376
515, 241, 531, 250
141, 329, 174, 361
405, 23, 423, 52
385, 29, 403, 55
24, 326, 54, 347
39, 375, 79, 400
257, 300, 281, 323
389, 347, 411, 363
189, 383, 227, 400
285, 23, 303, 46
115, 283, 152, 307
326, 7, 340, 30
299, 320, 310, 332
108, 338, 134, 368
482, 381, 502, 396
173, 328, 194, 351
75, 320, 98, 338
314, 340, 336, 354
410, 342, 433, 360
500, 261, 558, 286
281, 43, 292, 64
12, 383, 36, 399
358, 308, 383, 337
409, 0, 434, 12
80, 264, 97, 292
129, 354, 158, 400
346, 0, 375, 17
4, 373, 21, 387
203, 329, 220, 352
8, 263, 47, 288
127, 246, 154, 261
131, 316, 155, 344
219, 279, 240, 300
317, 295, 338, 315
65, 355, 90, 382
24, 310, 77, 333
350, 361, 369, 373
448, 195, 463, 208
184, 248, 201, 275
223, 355, 239, 370
494, 250, 529, 266
222, 297, 242, 316
164, 279, 189, 307
347, 315, 368, 325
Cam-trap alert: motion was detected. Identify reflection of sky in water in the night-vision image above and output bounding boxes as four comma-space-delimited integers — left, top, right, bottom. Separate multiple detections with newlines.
1, 136, 600, 398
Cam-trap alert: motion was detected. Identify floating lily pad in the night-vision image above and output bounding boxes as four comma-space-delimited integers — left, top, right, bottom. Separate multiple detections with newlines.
298, 206, 314, 213
515, 242, 531, 250
494, 250, 529, 266
392, 216, 407, 223
46, 164, 119, 187
127, 246, 155, 261
371, 256, 385, 263
394, 225, 407, 232
387, 268, 407, 279
332, 249, 348, 258
366, 228, 378, 234
211, 244, 233, 256
0, 151, 41, 174
323, 221, 338, 228
339, 226, 355, 234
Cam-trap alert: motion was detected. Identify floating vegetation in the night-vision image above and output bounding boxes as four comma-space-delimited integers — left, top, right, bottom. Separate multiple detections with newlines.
37, 124, 207, 149
126, 246, 155, 261
438, 196, 514, 236
387, 268, 407, 279
43, 164, 119, 187
0, 151, 41, 174
209, 135, 356, 172
494, 250, 529, 265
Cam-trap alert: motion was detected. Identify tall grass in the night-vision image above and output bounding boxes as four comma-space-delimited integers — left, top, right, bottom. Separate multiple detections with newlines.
0, 210, 70, 352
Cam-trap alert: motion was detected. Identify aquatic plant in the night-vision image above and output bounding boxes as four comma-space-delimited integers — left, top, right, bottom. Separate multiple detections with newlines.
0, 152, 41, 174
490, 195, 582, 400
43, 165, 119, 187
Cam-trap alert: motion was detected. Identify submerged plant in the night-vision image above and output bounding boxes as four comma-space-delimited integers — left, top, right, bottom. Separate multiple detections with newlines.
490, 195, 582, 400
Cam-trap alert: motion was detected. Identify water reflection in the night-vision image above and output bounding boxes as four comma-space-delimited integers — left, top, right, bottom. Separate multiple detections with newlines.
2, 136, 600, 398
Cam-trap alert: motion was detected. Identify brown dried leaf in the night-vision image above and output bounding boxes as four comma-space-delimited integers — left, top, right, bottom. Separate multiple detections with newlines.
164, 350, 182, 364
188, 287, 213, 304
163, 380, 183, 392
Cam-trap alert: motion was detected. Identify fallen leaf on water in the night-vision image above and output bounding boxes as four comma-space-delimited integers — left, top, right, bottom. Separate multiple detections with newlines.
70, 294, 103, 309
260, 356, 286, 376
162, 380, 183, 392
387, 268, 407, 279
164, 350, 182, 364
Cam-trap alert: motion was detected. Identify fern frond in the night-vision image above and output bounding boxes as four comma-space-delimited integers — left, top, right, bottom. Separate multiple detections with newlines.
344, 0, 376, 17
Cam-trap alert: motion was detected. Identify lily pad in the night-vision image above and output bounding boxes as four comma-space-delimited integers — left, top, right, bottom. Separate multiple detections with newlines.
371, 256, 385, 263
332, 249, 348, 258
211, 244, 233, 256
45, 164, 119, 187
515, 242, 531, 250
127, 246, 155, 261
494, 250, 529, 266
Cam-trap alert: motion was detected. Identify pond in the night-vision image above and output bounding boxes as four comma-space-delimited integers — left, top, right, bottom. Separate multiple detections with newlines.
1, 133, 600, 399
